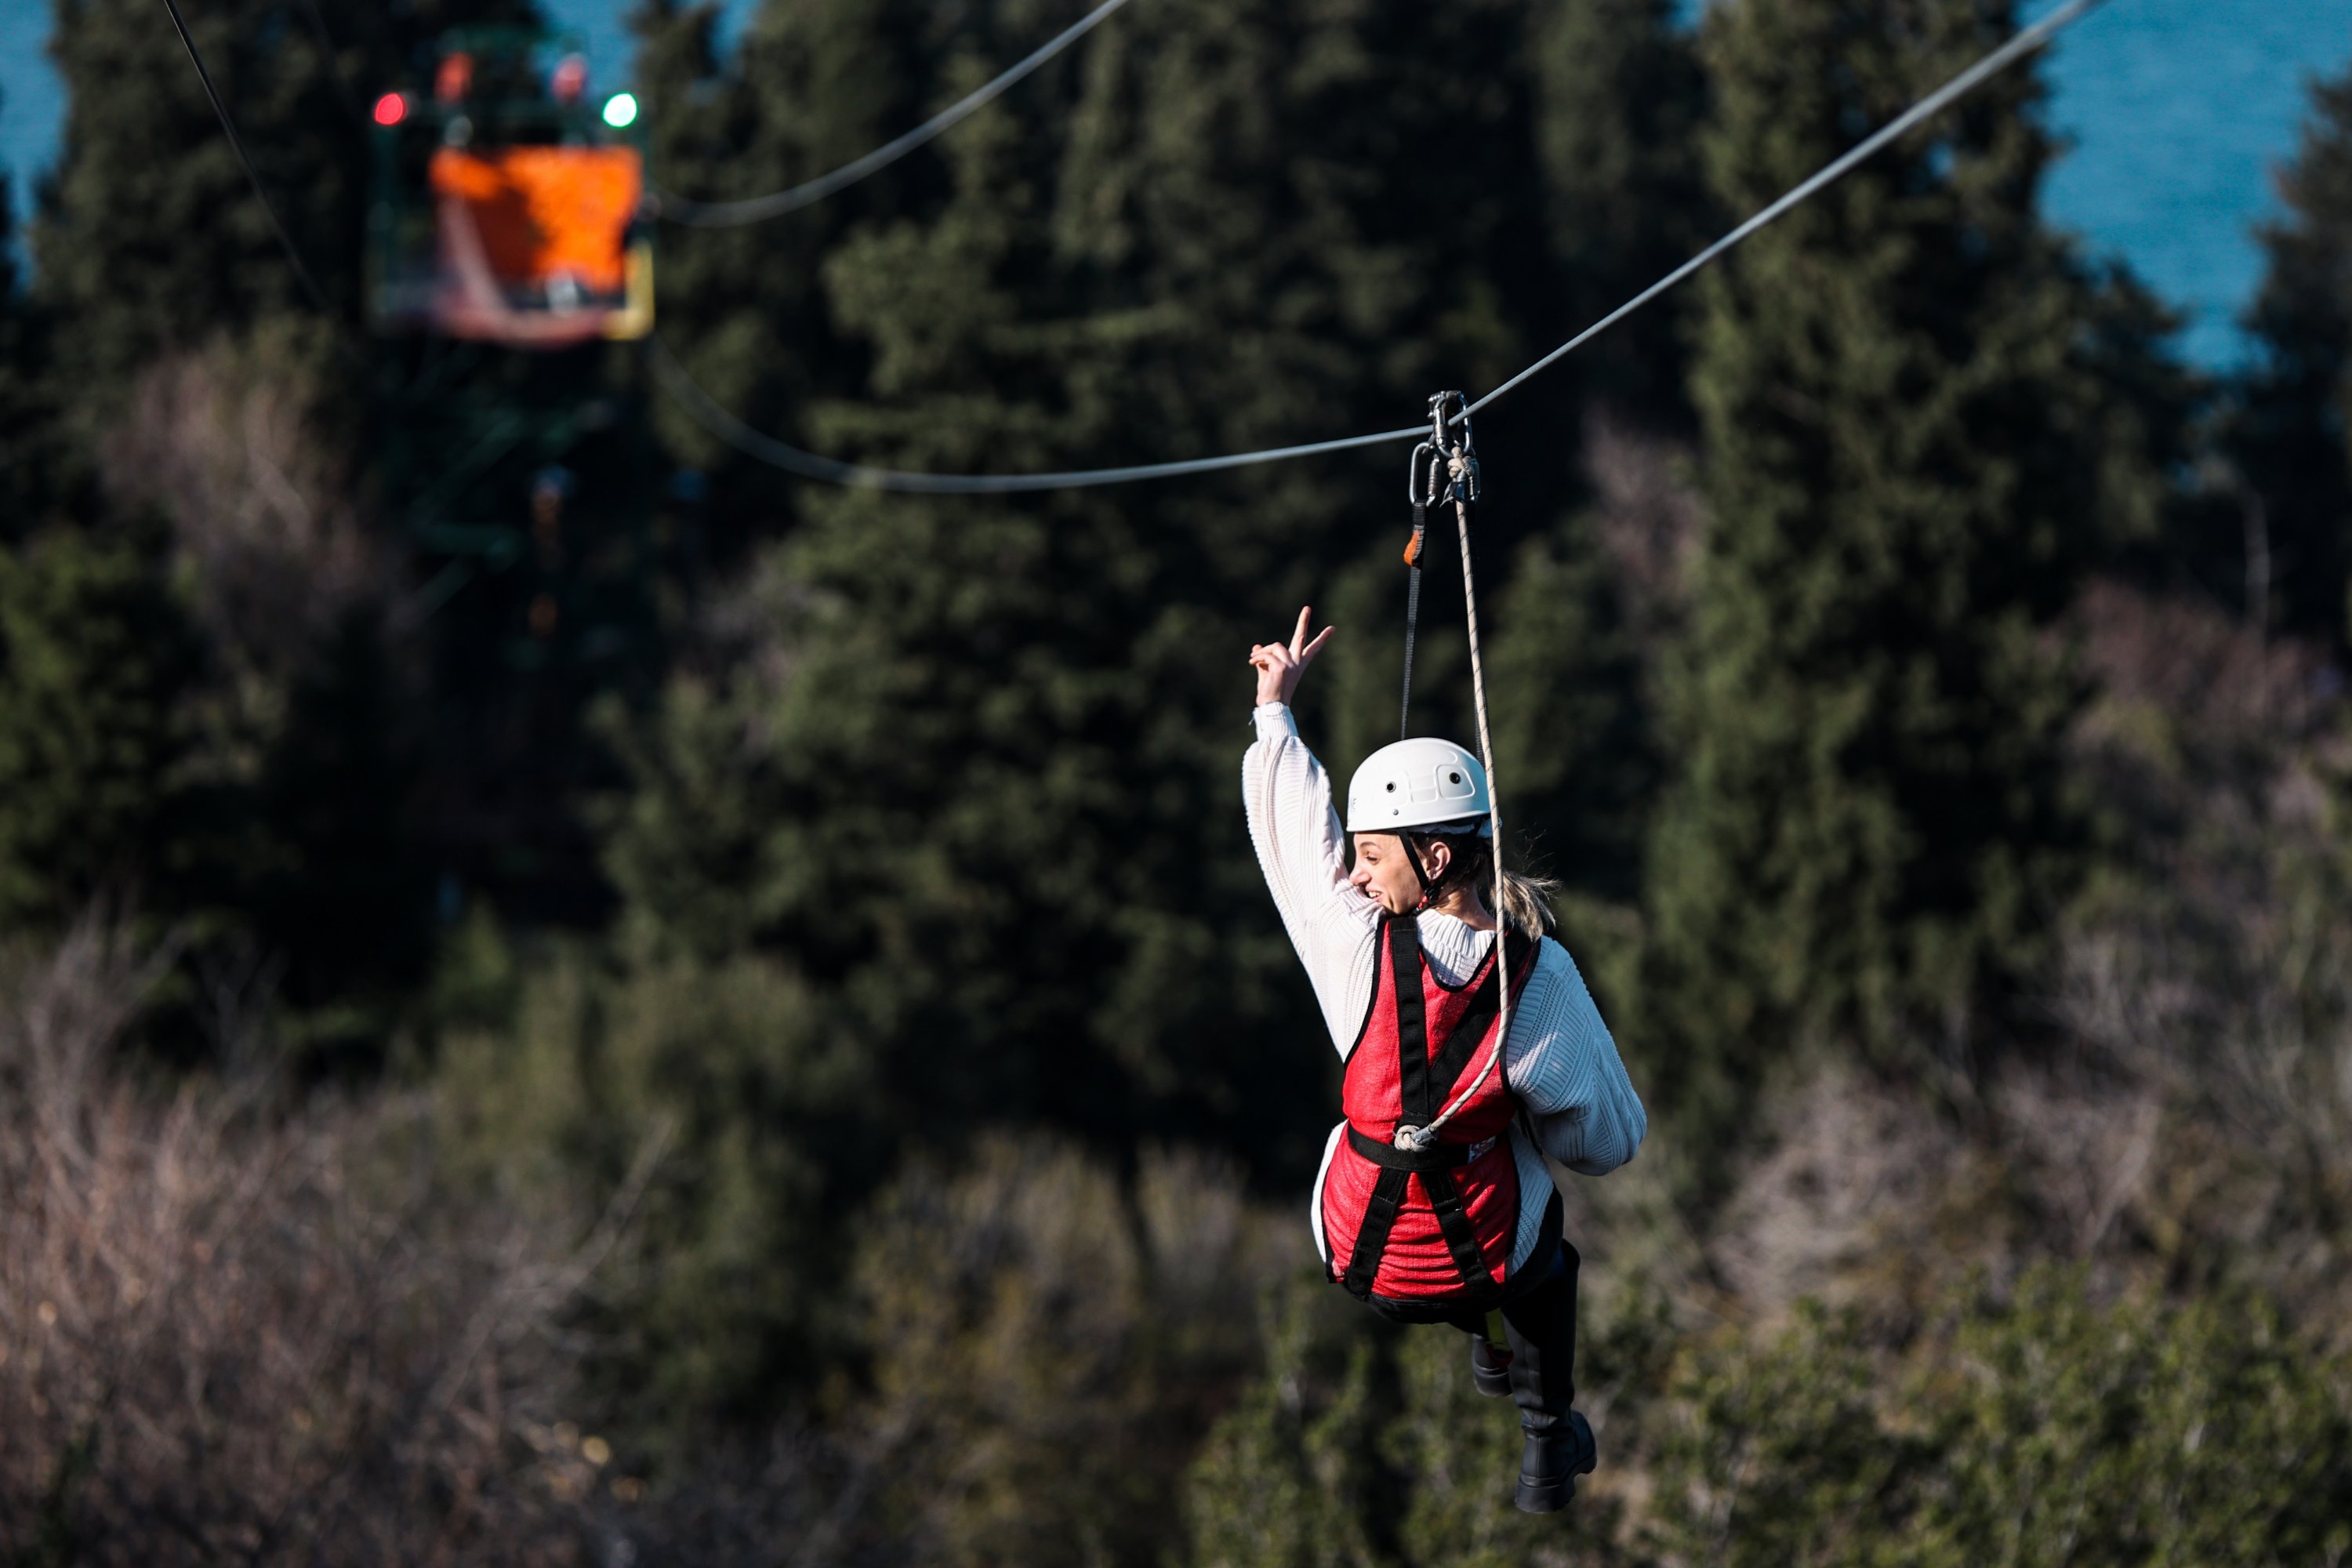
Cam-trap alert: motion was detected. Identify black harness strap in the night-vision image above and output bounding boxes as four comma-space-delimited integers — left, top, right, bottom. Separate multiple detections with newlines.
1388, 916, 1433, 1124
1343, 916, 1433, 1300
1428, 929, 1535, 1092
1347, 1124, 1475, 1171
1421, 1167, 1504, 1307
1341, 915, 1515, 1305
1341, 1167, 1413, 1301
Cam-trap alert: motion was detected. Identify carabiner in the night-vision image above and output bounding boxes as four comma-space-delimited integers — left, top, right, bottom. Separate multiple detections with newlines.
1404, 439, 1440, 509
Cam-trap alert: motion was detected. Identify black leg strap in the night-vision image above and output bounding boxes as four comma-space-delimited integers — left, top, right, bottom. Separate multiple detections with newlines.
1341, 1167, 1414, 1301
1421, 1167, 1504, 1306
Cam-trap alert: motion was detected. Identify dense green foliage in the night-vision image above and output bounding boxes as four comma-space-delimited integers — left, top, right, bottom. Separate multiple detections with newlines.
1644, 1277, 2352, 1566
9, 0, 2352, 1557
0, 526, 197, 927
1185, 1271, 2352, 1568
2236, 71, 2352, 643
1639, 0, 2181, 1135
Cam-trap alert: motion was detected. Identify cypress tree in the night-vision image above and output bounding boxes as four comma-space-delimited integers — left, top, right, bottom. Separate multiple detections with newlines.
0, 171, 63, 536
2234, 65, 2352, 644
0, 528, 198, 928
1642, 0, 2176, 1131
1529, 0, 1712, 426
635, 0, 935, 554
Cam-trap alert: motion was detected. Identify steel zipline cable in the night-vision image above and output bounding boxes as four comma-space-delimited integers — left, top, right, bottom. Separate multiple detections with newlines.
653, 0, 1137, 227
665, 0, 2111, 494
1462, 0, 2103, 419
159, 0, 342, 326
652, 336, 1424, 494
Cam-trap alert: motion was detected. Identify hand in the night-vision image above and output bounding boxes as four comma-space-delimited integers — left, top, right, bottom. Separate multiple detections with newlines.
1249, 606, 1334, 708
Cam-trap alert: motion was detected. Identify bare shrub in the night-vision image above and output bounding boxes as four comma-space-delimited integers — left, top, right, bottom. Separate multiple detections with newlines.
1980, 582, 2352, 1329
108, 332, 394, 679
0, 916, 639, 1565
2052, 916, 2352, 1333
1703, 1060, 1979, 1321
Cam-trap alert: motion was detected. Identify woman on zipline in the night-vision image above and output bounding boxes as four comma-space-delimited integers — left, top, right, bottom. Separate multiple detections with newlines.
1244, 606, 1646, 1515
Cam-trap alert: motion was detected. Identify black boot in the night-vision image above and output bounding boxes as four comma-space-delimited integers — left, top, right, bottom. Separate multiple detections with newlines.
1515, 1410, 1596, 1514
1469, 1334, 1513, 1399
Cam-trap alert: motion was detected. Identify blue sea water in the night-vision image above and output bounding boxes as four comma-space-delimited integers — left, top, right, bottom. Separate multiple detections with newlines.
2, 0, 2350, 367
2031, 0, 2352, 365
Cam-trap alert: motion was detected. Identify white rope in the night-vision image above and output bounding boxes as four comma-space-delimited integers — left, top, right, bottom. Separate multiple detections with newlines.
655, 0, 1137, 227
1397, 452, 1507, 1152
655, 0, 2111, 490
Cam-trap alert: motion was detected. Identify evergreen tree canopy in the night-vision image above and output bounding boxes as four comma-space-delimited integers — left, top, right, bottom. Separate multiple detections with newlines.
1641, 0, 2182, 1130
0, 528, 198, 928
636, 0, 942, 554
2236, 64, 2352, 644
1529, 0, 1713, 426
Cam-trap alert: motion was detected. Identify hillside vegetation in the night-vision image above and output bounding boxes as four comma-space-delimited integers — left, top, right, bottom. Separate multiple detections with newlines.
5, 0, 2351, 1559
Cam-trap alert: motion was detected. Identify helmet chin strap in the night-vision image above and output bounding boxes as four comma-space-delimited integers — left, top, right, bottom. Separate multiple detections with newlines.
1400, 833, 1435, 913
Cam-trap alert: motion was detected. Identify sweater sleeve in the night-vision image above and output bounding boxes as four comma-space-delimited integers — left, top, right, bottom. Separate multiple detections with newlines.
1506, 937, 1646, 1176
1242, 702, 1381, 1054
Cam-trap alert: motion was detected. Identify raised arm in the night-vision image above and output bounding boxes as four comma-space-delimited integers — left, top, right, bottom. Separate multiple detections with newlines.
1241, 608, 1381, 1049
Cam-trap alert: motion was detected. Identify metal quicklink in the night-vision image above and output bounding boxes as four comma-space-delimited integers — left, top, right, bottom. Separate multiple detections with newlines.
1393, 395, 1507, 1156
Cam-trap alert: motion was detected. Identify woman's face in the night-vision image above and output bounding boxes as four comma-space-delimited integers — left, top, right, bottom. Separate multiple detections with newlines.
1351, 833, 1447, 915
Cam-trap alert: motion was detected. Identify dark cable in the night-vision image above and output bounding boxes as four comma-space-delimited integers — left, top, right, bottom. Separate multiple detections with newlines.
159, 0, 343, 325
655, 0, 1136, 227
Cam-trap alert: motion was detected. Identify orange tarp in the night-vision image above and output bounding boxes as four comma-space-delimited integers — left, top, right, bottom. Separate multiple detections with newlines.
427, 146, 642, 294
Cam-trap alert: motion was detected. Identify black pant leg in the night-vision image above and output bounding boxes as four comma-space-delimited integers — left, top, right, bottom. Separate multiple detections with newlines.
1498, 1239, 1579, 1432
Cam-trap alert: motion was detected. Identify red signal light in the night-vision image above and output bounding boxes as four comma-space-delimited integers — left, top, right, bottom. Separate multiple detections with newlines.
372, 93, 408, 128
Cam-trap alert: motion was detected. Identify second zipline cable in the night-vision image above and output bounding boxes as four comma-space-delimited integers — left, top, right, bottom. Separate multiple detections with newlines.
655, 0, 1136, 227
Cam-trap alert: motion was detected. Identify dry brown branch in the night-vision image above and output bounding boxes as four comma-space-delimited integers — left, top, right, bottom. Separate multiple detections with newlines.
107, 336, 400, 677
0, 914, 627, 1566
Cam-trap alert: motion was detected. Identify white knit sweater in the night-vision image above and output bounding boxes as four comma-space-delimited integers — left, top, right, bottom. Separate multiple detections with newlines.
1243, 702, 1646, 1274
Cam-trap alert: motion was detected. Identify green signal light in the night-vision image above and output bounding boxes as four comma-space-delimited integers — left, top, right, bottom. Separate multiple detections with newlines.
602, 92, 638, 129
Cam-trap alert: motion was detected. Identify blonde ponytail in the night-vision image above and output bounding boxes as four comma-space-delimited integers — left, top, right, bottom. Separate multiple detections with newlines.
1493, 863, 1560, 937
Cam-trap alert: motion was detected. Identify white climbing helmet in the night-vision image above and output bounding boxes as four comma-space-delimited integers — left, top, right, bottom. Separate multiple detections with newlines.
1345, 738, 1493, 836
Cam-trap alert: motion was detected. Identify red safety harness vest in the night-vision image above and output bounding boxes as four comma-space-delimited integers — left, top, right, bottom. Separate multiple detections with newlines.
1322, 913, 1536, 1307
